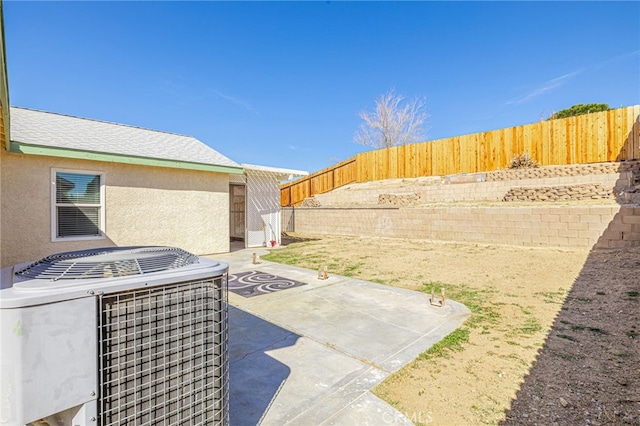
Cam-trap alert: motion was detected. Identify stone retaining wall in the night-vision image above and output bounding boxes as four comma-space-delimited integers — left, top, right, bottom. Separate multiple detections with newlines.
287, 161, 640, 249
503, 184, 613, 202
284, 205, 640, 249
378, 193, 421, 206
311, 173, 628, 207
486, 160, 640, 181
308, 160, 639, 207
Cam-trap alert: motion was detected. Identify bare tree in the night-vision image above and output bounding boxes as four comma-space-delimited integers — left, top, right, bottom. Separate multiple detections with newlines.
354, 88, 428, 149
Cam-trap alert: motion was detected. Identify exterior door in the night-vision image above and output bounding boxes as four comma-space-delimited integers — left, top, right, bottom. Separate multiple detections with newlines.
229, 184, 246, 241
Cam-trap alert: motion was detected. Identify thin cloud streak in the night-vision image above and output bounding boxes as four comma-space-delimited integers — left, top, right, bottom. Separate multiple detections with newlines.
505, 50, 639, 107
593, 49, 640, 69
507, 71, 580, 105
211, 89, 260, 117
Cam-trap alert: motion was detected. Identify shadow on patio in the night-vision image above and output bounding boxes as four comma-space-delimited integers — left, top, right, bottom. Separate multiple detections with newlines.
229, 306, 299, 426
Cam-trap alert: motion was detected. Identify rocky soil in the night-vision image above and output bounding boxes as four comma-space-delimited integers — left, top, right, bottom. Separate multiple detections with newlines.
270, 235, 639, 425
502, 247, 640, 426
278, 160, 640, 424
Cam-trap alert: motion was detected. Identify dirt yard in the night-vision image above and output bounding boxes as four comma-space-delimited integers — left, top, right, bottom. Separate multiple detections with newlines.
263, 235, 639, 425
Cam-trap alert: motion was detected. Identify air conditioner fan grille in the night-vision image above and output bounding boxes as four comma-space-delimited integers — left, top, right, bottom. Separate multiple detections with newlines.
15, 246, 199, 280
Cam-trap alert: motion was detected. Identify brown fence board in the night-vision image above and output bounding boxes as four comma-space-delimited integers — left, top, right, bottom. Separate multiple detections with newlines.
281, 106, 639, 206
619, 107, 628, 160
629, 106, 636, 159
281, 158, 356, 206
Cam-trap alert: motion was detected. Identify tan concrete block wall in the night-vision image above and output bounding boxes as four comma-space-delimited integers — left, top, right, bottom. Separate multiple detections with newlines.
596, 207, 640, 248
287, 205, 640, 249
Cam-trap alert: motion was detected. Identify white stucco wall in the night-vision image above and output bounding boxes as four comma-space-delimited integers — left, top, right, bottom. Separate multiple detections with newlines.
0, 151, 230, 267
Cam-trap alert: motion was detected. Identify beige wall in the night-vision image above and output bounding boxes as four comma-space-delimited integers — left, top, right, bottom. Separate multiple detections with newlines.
284, 205, 640, 249
311, 173, 628, 207
1, 151, 230, 267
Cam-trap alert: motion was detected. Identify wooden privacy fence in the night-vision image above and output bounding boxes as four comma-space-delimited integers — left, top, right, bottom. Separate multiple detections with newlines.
281, 105, 640, 206
280, 158, 356, 206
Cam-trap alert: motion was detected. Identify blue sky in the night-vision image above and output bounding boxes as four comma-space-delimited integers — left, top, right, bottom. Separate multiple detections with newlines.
4, 1, 639, 174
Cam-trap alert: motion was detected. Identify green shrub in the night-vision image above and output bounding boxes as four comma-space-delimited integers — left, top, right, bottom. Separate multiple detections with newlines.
550, 103, 609, 120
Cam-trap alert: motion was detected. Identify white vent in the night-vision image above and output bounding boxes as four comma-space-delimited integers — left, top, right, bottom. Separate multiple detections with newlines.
15, 246, 199, 280
0, 246, 229, 426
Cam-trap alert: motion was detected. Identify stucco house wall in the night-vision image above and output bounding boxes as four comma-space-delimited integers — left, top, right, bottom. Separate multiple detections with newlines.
1, 151, 230, 267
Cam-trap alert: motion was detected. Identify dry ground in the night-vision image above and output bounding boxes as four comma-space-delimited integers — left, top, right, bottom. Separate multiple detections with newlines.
263, 235, 639, 425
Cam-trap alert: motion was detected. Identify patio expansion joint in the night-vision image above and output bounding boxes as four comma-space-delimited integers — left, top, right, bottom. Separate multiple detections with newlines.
379, 310, 471, 369
284, 366, 388, 425
318, 392, 375, 426
320, 339, 389, 373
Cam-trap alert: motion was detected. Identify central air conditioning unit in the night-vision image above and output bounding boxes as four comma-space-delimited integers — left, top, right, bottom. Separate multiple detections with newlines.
0, 246, 229, 426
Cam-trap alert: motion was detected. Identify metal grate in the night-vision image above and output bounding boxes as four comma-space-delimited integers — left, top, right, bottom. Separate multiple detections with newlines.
15, 246, 199, 280
98, 277, 229, 425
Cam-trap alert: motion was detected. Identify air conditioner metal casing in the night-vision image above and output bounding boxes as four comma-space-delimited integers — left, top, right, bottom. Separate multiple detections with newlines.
0, 247, 229, 426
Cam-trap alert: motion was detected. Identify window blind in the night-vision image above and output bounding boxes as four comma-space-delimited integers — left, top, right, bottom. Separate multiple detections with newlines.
55, 171, 102, 238
57, 206, 100, 237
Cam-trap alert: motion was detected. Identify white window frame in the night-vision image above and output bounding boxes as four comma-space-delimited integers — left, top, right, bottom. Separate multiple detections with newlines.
51, 168, 106, 242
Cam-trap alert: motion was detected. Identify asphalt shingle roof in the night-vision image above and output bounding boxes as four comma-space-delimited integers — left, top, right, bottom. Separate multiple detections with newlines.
9, 107, 240, 169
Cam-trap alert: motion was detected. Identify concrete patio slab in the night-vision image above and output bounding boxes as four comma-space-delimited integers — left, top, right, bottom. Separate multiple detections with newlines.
211, 247, 470, 425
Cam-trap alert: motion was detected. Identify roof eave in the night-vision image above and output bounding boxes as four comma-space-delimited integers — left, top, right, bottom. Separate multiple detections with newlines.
9, 141, 244, 174
241, 163, 309, 177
